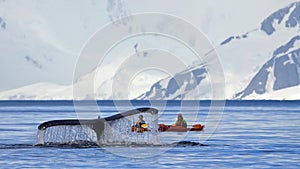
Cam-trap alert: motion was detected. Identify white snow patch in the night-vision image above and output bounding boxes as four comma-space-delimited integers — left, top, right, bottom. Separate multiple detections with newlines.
244, 85, 300, 100
265, 66, 276, 93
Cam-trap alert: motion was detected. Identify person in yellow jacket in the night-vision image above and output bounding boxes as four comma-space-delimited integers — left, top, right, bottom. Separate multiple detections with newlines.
135, 115, 146, 128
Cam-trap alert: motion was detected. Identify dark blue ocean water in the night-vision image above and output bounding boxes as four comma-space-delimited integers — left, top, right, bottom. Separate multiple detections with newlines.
0, 100, 299, 168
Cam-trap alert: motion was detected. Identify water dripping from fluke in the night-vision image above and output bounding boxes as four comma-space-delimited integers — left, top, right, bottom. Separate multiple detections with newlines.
36, 108, 159, 146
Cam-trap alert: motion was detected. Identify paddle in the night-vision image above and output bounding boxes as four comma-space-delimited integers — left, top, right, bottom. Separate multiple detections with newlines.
141, 124, 148, 128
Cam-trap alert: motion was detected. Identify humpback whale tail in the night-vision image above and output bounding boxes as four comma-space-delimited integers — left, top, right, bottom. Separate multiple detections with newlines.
36, 107, 159, 145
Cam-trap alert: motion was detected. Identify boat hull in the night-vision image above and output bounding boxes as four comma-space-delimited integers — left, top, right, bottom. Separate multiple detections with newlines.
131, 124, 205, 133
158, 124, 205, 132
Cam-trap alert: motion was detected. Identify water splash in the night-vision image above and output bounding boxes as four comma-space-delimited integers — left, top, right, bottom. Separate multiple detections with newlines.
100, 112, 159, 145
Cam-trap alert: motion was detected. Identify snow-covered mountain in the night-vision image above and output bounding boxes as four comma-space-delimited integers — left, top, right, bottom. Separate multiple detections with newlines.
0, 0, 132, 99
136, 65, 210, 100
136, 1, 300, 100
0, 0, 122, 91
0, 1, 299, 100
235, 2, 300, 99
235, 36, 300, 99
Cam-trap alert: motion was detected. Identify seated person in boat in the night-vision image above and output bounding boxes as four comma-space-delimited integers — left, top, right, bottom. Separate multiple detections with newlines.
135, 115, 146, 128
174, 113, 187, 128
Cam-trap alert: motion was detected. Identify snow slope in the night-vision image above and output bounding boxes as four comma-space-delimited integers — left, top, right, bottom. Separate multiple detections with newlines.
244, 85, 300, 100
236, 36, 300, 99
220, 2, 300, 98
0, 83, 72, 100
235, 2, 300, 99
0, 0, 110, 91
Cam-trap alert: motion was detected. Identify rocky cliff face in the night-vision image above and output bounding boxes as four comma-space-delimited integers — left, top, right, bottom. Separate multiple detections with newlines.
261, 2, 300, 35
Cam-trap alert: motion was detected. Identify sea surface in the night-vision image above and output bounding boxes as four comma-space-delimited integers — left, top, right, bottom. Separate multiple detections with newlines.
0, 100, 299, 168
